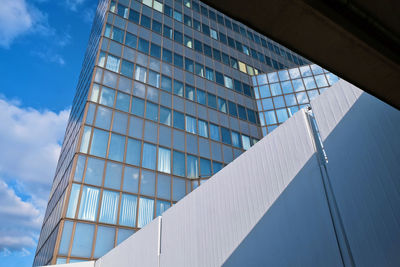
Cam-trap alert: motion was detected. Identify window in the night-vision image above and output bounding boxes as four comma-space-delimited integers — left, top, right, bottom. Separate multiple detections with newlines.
104, 162, 122, 189
85, 157, 104, 186
163, 25, 173, 39
99, 190, 119, 224
195, 63, 204, 77
117, 229, 134, 245
184, 14, 192, 27
94, 226, 115, 258
203, 44, 212, 57
207, 93, 217, 108
132, 97, 144, 117
115, 92, 130, 112
224, 76, 233, 89
209, 123, 220, 141
228, 101, 237, 117
265, 111, 277, 125
173, 53, 183, 68
126, 138, 141, 166
66, 184, 80, 218
173, 10, 182, 22
156, 201, 171, 217
174, 30, 183, 44
213, 49, 221, 61
106, 55, 120, 72
194, 39, 203, 53
202, 23, 210, 35
140, 170, 155, 196
119, 194, 137, 227
185, 115, 197, 134
173, 150, 185, 177
193, 19, 201, 31
150, 43, 161, 59
218, 98, 227, 113
237, 105, 247, 120
276, 108, 289, 123
138, 38, 149, 54
59, 221, 73, 255
78, 186, 100, 221
198, 120, 208, 138
184, 58, 194, 73
134, 65, 147, 83
121, 60, 134, 77
184, 35, 193, 48
157, 174, 170, 199
70, 223, 95, 258
173, 177, 186, 201
162, 48, 172, 63
152, 20, 162, 34
161, 75, 172, 92
187, 155, 198, 178
128, 9, 140, 23
145, 102, 158, 121
80, 127, 91, 153
108, 134, 125, 162
90, 129, 109, 158
210, 29, 218, 39
140, 15, 151, 28
205, 67, 214, 81
241, 135, 251, 150
196, 89, 206, 105
160, 106, 171, 126
173, 111, 185, 130
164, 4, 173, 17
173, 80, 184, 96
221, 127, 231, 145
200, 158, 211, 177
185, 85, 195, 101
231, 131, 241, 148
142, 143, 156, 170
95, 106, 112, 130
138, 197, 154, 227
123, 166, 139, 193
247, 109, 257, 124
158, 147, 171, 173
222, 53, 230, 65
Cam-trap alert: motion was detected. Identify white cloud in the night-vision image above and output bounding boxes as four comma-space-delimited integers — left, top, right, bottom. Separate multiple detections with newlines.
0, 97, 70, 252
65, 0, 87, 11
32, 50, 66, 65
0, 0, 52, 48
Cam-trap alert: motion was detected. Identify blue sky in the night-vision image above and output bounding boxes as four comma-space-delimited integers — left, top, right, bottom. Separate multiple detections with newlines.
0, 0, 97, 266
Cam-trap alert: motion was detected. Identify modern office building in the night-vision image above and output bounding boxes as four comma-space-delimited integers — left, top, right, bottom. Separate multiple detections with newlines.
33, 0, 315, 265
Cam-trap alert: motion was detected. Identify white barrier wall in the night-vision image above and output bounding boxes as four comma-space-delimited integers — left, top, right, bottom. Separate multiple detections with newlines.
312, 80, 400, 267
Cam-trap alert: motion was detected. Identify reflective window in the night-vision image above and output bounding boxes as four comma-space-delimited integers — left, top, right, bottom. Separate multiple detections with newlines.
173, 80, 184, 96
126, 138, 141, 166
66, 184, 80, 218
187, 155, 199, 178
78, 186, 100, 221
221, 127, 231, 145
104, 162, 122, 190
158, 147, 171, 174
121, 60, 134, 77
218, 98, 227, 113
106, 55, 120, 72
157, 174, 171, 199
59, 221, 73, 255
200, 158, 211, 177
146, 102, 158, 122
112, 112, 128, 134
276, 108, 289, 123
70, 223, 95, 257
185, 85, 195, 101
173, 110, 185, 130
132, 97, 145, 117
156, 200, 171, 216
185, 115, 197, 134
173, 150, 185, 177
142, 143, 156, 170
198, 120, 208, 138
99, 190, 119, 224
160, 106, 171, 126
108, 134, 125, 162
197, 89, 206, 105
119, 194, 137, 227
117, 229, 135, 245
94, 226, 115, 258
138, 197, 154, 228
85, 157, 104, 186
149, 70, 160, 88
161, 75, 172, 92
209, 123, 220, 141
74, 155, 86, 182
241, 135, 251, 150
265, 111, 277, 125
172, 177, 186, 201
95, 106, 112, 130
140, 170, 156, 197
231, 131, 241, 148
123, 166, 139, 193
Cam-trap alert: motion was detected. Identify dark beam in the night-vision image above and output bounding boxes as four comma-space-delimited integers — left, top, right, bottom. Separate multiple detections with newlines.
202, 0, 400, 109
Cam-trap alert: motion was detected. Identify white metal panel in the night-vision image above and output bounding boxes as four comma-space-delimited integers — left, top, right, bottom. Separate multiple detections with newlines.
311, 80, 400, 267
159, 110, 337, 267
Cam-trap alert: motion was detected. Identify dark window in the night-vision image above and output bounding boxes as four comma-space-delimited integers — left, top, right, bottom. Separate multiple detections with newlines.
203, 44, 212, 57
212, 49, 221, 61
243, 84, 252, 97
230, 57, 238, 69
125, 33, 137, 48
138, 38, 149, 54
228, 101, 237, 117
217, 14, 224, 24
174, 53, 183, 68
194, 39, 203, 53
265, 56, 272, 66
132, 97, 145, 117
237, 105, 247, 120
150, 43, 161, 58
219, 33, 227, 44
221, 127, 231, 145
247, 109, 257, 124
184, 15, 192, 27
173, 80, 184, 97
235, 41, 242, 51
140, 15, 151, 28
174, 30, 183, 44
209, 10, 216, 20
207, 93, 217, 109
233, 79, 242, 93
161, 75, 172, 92
173, 111, 185, 130
163, 25, 173, 39
184, 58, 194, 72
152, 20, 162, 34
215, 71, 224, 86
227, 37, 235, 48
162, 48, 172, 63
129, 9, 140, 23
193, 19, 201, 31
232, 22, 239, 32
164, 5, 173, 17
221, 53, 230, 65
200, 5, 208, 16
192, 2, 199, 12
202, 24, 210, 36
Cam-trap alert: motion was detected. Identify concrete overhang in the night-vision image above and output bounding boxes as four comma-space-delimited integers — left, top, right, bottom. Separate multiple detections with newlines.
202, 0, 400, 109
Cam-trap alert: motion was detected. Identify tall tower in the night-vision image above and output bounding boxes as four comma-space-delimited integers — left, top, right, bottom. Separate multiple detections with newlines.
33, 0, 310, 265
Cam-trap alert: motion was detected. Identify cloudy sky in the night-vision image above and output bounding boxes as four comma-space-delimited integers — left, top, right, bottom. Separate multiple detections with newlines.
0, 0, 97, 266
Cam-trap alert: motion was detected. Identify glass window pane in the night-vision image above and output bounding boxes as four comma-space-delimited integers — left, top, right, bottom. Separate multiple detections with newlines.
132, 97, 145, 117
100, 87, 115, 107
173, 80, 184, 96
185, 115, 197, 134
74, 155, 86, 182
90, 129, 109, 157
66, 184, 80, 218
138, 197, 154, 228
173, 110, 185, 130
95, 106, 112, 130
292, 79, 305, 92
221, 127, 231, 145
157, 174, 171, 199
94, 226, 115, 258
200, 158, 211, 177
121, 60, 134, 77
85, 157, 105, 186
71, 223, 95, 257
285, 94, 297, 106
185, 85, 195, 101
112, 112, 128, 134
104, 162, 122, 190
126, 138, 141, 166
213, 161, 223, 174
207, 93, 217, 108
108, 134, 125, 162
158, 147, 171, 173
209, 123, 220, 141
148, 70, 160, 88
99, 190, 119, 224
80, 126, 92, 153
145, 102, 158, 122
241, 135, 251, 150
142, 143, 156, 170
231, 131, 241, 148
315, 74, 329, 87
78, 186, 100, 221
125, 33, 137, 49
59, 221, 73, 255
134, 65, 147, 83
106, 55, 120, 72
218, 98, 227, 113
119, 194, 137, 227
197, 89, 206, 105
296, 92, 309, 104
156, 200, 171, 217
172, 177, 185, 201
117, 228, 135, 245
123, 166, 139, 193
161, 75, 172, 92
160, 106, 171, 126
173, 150, 185, 177
276, 108, 289, 123
303, 77, 317, 89
187, 155, 198, 178
198, 120, 208, 138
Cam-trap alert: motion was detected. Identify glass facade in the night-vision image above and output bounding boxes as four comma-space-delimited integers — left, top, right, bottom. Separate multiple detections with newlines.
34, 0, 314, 265
252, 64, 339, 136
